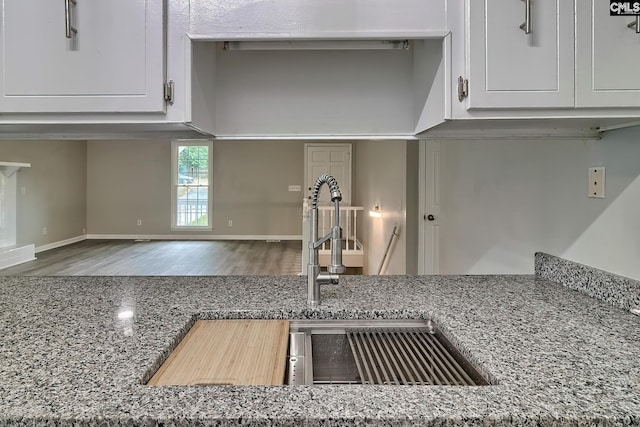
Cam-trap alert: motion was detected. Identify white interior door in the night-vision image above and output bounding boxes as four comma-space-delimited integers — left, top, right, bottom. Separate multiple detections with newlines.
304, 144, 352, 205
419, 141, 440, 274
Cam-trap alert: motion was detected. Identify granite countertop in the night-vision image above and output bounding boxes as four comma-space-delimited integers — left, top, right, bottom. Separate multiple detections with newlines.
1, 269, 639, 425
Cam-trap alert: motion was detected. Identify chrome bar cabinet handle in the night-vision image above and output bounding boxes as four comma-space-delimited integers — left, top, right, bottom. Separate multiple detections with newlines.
65, 0, 77, 38
627, 16, 640, 34
519, 0, 531, 34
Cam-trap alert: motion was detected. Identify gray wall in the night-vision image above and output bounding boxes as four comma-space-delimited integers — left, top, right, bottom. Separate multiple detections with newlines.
435, 126, 640, 280
0, 140, 87, 248
86, 139, 414, 274
353, 140, 414, 275
7, 132, 640, 280
87, 140, 305, 236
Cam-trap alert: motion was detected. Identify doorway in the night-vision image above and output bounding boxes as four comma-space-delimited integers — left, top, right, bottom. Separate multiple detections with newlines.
304, 144, 352, 205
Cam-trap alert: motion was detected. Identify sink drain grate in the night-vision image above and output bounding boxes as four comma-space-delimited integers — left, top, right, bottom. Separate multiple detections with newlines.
346, 328, 485, 386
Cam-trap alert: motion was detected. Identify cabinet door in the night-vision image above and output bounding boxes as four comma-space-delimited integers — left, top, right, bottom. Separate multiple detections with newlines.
576, 1, 640, 107
0, 0, 165, 113
467, 0, 574, 109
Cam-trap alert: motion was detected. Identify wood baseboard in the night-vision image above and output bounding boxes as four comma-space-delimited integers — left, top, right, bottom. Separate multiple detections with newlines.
35, 235, 87, 253
0, 244, 36, 270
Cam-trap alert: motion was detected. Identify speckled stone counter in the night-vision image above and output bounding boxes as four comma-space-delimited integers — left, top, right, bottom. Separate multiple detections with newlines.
1, 273, 639, 426
536, 252, 640, 313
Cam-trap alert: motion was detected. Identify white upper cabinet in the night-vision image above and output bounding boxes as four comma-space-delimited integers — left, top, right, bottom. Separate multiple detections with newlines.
466, 0, 574, 109
0, 0, 165, 113
187, 0, 450, 138
189, 38, 448, 138
189, 0, 447, 36
576, 1, 640, 107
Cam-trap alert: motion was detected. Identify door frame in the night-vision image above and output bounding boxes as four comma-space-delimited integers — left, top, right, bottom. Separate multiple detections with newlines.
418, 140, 441, 274
304, 143, 353, 205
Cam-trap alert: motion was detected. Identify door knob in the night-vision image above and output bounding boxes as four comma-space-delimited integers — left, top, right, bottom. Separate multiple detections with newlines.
426, 214, 435, 221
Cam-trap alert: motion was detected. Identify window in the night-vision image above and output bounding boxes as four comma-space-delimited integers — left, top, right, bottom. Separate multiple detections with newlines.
171, 140, 213, 230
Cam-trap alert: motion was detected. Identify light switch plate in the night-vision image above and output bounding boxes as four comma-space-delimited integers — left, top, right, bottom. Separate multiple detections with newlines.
288, 185, 301, 192
588, 167, 605, 198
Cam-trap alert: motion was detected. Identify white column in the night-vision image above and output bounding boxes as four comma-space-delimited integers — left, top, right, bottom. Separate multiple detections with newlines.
0, 163, 35, 270
0, 173, 17, 250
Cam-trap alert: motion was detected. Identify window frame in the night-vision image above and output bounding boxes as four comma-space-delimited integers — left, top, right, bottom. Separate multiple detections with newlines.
170, 140, 214, 231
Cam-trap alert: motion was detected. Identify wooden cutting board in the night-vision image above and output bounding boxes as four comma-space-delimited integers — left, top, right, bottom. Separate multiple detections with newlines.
148, 319, 290, 386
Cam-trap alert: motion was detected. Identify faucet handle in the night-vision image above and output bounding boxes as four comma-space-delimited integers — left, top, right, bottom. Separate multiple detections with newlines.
328, 225, 345, 275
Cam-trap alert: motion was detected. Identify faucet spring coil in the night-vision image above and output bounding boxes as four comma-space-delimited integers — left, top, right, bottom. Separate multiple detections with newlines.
311, 174, 342, 208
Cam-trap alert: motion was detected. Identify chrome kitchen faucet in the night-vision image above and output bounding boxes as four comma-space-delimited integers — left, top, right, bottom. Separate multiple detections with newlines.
307, 174, 346, 306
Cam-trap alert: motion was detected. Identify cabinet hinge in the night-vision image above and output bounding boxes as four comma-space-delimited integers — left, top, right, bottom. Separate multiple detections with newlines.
163, 80, 174, 105
457, 76, 468, 102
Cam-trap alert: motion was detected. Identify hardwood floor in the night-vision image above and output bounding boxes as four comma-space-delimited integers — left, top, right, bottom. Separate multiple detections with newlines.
0, 240, 303, 276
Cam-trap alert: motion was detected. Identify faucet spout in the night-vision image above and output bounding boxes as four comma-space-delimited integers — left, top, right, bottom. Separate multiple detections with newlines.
307, 175, 345, 306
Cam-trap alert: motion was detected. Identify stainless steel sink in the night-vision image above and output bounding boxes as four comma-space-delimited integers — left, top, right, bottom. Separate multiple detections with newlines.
285, 319, 489, 386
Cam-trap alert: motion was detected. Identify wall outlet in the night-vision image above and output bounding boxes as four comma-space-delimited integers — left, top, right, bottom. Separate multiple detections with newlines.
288, 185, 302, 192
137, 219, 142, 226
82, 228, 86, 234
228, 220, 233, 227
42, 227, 48, 235
20, 186, 26, 196
588, 167, 605, 198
